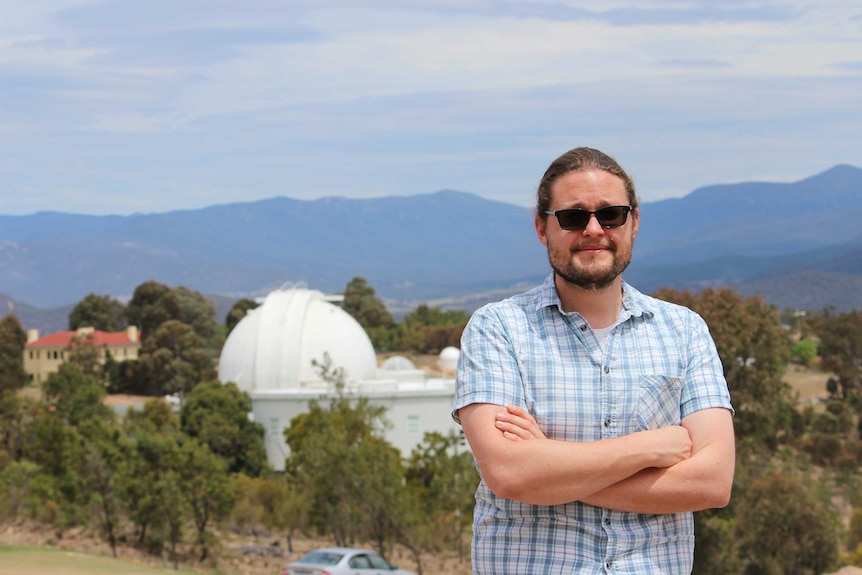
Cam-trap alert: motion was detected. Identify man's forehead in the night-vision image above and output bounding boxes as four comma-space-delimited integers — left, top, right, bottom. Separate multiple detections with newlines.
550, 169, 627, 197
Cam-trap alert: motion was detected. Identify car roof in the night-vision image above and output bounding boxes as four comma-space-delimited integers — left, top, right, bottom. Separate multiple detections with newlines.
311, 547, 373, 553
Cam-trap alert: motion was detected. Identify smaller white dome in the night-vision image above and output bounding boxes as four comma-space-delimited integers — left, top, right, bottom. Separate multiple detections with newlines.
381, 356, 416, 371
438, 346, 460, 373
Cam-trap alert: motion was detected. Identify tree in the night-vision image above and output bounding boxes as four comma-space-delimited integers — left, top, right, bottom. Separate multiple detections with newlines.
176, 438, 236, 561
68, 294, 126, 332
736, 471, 840, 575
284, 360, 409, 553
136, 320, 214, 398
125, 280, 181, 340
77, 417, 129, 558
229, 474, 306, 551
342, 277, 397, 351
120, 400, 182, 549
405, 431, 478, 556
812, 310, 862, 403
225, 298, 259, 336
173, 286, 218, 342
0, 314, 29, 459
397, 304, 470, 354
21, 409, 89, 526
41, 364, 115, 427
790, 338, 818, 366
653, 287, 795, 451
0, 314, 28, 395
63, 330, 118, 381
156, 469, 185, 569
180, 380, 268, 476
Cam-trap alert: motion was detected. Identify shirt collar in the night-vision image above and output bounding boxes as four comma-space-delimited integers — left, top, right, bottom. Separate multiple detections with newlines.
536, 272, 656, 320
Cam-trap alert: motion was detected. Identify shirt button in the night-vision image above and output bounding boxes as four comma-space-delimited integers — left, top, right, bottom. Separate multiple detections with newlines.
604, 418, 611, 427
603, 366, 610, 374
580, 324, 588, 331
605, 517, 611, 525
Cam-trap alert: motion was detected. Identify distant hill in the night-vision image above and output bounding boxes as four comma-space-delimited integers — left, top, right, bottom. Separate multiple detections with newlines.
1, 165, 860, 330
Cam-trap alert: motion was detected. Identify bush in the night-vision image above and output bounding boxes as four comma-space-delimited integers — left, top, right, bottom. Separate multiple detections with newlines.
790, 338, 817, 365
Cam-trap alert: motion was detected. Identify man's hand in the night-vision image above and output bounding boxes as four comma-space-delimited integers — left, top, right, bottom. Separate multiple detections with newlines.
459, 403, 695, 505
495, 405, 546, 440
495, 404, 693, 467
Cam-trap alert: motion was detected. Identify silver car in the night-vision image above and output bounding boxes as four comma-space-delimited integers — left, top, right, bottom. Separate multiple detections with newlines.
281, 547, 417, 575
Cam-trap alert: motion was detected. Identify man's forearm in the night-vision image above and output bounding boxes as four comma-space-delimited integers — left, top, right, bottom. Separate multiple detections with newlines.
460, 403, 693, 506
582, 409, 735, 513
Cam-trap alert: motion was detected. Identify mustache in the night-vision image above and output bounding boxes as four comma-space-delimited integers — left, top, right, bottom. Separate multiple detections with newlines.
571, 242, 614, 252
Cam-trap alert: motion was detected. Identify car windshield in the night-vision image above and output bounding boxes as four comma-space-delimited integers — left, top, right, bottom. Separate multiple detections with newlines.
296, 551, 344, 566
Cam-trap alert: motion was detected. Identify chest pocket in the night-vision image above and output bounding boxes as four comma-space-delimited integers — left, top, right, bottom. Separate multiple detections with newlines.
637, 375, 683, 430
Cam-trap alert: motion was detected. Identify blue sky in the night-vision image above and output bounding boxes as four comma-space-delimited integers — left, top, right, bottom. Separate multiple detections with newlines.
2, 0, 860, 215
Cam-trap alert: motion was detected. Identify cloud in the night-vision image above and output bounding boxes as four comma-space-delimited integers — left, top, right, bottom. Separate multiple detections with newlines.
0, 0, 860, 215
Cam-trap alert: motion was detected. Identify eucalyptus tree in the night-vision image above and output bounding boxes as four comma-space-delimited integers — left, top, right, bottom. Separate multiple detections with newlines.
173, 286, 218, 342
180, 380, 268, 476
125, 280, 181, 339
176, 438, 236, 561
0, 314, 29, 460
68, 293, 126, 331
225, 297, 259, 335
136, 319, 214, 398
653, 287, 795, 451
342, 276, 397, 351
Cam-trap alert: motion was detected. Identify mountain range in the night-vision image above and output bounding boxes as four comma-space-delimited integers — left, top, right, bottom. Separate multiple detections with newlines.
2, 164, 861, 334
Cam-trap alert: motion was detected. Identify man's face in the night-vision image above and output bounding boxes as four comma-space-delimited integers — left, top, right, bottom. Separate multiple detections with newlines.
535, 169, 639, 291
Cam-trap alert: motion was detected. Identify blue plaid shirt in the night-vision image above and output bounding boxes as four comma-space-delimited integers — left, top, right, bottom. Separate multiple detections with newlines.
454, 274, 733, 575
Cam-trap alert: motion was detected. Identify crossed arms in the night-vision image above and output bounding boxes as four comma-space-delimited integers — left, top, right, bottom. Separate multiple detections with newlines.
458, 403, 734, 513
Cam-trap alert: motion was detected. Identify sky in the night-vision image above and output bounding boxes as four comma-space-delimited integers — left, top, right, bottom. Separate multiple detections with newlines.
1, 0, 861, 215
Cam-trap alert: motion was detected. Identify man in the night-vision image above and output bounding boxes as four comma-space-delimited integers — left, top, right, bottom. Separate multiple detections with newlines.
453, 147, 735, 574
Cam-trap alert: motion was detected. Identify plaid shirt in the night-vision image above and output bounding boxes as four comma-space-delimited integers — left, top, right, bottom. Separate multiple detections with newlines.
454, 274, 733, 575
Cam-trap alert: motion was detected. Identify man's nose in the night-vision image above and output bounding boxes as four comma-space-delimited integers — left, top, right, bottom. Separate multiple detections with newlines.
582, 213, 605, 235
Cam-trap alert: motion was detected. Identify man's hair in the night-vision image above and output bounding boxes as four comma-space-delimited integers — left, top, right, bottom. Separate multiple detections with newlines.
536, 147, 638, 218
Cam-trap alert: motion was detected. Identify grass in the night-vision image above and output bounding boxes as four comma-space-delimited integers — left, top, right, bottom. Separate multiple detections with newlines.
0, 545, 211, 575
784, 364, 831, 403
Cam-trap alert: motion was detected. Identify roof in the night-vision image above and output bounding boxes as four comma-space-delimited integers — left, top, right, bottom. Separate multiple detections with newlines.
218, 288, 377, 392
26, 329, 140, 348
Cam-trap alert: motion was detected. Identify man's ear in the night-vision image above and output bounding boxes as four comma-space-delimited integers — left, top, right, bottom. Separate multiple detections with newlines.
535, 214, 549, 247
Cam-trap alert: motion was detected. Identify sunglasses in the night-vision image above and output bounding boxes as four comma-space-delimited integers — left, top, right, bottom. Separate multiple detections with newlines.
543, 205, 633, 231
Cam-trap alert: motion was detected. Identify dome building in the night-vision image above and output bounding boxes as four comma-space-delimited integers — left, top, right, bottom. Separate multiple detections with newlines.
218, 287, 460, 471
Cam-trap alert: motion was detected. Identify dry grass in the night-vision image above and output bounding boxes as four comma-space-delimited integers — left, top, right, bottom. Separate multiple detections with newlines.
784, 364, 832, 403
0, 522, 471, 575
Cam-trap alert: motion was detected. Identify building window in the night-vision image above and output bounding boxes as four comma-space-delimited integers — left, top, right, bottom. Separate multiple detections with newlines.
269, 418, 281, 436
407, 415, 420, 434
28, 351, 33, 360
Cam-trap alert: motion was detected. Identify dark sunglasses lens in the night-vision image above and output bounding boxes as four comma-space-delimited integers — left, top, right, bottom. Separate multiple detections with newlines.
557, 210, 590, 230
595, 206, 628, 227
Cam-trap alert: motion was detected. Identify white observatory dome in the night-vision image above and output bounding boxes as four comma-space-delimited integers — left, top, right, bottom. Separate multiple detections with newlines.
218, 288, 378, 393
381, 355, 416, 371
438, 346, 460, 374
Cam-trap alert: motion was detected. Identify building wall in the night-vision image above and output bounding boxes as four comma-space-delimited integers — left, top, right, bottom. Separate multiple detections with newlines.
250, 385, 461, 471
23, 326, 141, 383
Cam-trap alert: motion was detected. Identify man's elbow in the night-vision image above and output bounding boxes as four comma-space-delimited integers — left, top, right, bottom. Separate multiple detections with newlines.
702, 478, 733, 510
481, 461, 533, 501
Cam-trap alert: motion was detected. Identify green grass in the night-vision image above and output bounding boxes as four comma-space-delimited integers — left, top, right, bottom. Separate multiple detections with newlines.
0, 545, 209, 575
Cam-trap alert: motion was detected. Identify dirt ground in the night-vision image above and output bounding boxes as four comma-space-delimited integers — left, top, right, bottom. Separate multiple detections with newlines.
0, 522, 471, 575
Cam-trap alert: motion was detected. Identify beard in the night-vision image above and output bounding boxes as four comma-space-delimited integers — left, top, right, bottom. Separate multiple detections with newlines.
547, 241, 633, 292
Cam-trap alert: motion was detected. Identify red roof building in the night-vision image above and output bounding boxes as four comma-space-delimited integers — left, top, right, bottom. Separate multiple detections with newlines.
24, 326, 141, 383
